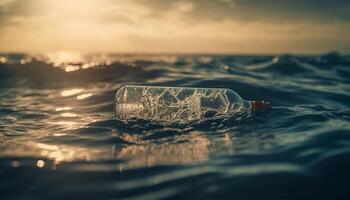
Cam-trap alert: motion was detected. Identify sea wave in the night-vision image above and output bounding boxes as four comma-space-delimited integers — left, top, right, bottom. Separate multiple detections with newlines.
0, 52, 350, 199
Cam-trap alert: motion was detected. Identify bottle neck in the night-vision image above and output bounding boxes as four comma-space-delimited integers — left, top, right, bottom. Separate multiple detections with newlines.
249, 101, 271, 111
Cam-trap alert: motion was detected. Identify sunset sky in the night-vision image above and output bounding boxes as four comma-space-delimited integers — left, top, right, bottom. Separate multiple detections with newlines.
1, 0, 349, 54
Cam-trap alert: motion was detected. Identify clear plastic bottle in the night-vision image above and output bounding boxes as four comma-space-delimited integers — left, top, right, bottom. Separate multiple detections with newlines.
115, 85, 270, 122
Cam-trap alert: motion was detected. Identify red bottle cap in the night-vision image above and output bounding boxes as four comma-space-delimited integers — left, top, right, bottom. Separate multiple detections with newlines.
251, 101, 271, 111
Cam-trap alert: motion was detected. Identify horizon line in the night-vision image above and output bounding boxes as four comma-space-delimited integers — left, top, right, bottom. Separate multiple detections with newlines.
0, 50, 347, 57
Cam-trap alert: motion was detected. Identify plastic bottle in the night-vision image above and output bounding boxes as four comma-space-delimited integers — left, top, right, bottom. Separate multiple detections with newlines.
115, 85, 271, 122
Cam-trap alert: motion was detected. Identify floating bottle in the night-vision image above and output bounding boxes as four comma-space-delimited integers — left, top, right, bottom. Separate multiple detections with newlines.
115, 85, 271, 122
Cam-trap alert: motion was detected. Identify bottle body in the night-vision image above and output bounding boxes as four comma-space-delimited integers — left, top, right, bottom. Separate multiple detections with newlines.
115, 85, 252, 122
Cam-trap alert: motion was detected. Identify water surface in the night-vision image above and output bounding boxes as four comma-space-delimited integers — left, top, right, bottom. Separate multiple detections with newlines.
1, 52, 350, 199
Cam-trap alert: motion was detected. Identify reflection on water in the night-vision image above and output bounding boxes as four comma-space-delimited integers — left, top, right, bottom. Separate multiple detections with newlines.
60, 89, 93, 100
28, 142, 110, 166
13, 131, 234, 170
60, 112, 77, 117
114, 132, 234, 169
65, 65, 80, 72
61, 88, 84, 96
2, 129, 234, 170
2, 52, 350, 199
77, 93, 93, 100
36, 160, 45, 168
0, 64, 239, 171
42, 51, 85, 67
49, 121, 78, 129
0, 56, 7, 63
35, 51, 114, 72
55, 106, 72, 111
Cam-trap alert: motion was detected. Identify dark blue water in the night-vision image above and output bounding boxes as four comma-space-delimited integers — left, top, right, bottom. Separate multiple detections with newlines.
0, 52, 350, 200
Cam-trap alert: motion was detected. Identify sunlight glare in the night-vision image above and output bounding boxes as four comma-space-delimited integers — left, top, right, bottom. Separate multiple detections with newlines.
77, 93, 92, 100
61, 88, 83, 96
55, 107, 72, 111
36, 160, 45, 168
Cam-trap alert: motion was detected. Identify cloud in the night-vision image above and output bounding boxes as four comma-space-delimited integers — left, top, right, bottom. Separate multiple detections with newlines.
0, 0, 350, 24
0, 0, 45, 26
131, 0, 350, 24
0, 0, 349, 53
2, 0, 350, 27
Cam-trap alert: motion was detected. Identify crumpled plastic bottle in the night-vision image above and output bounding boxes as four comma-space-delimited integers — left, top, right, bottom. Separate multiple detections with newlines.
115, 85, 270, 122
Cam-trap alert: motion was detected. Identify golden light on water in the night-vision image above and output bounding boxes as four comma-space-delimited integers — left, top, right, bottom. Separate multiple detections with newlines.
60, 112, 77, 117
51, 121, 78, 128
36, 160, 45, 168
33, 142, 107, 165
3, 130, 234, 169
20, 59, 26, 64
44, 51, 85, 66
81, 63, 92, 69
115, 132, 234, 169
65, 65, 80, 72
55, 107, 72, 111
53, 133, 67, 137
2, 128, 234, 169
77, 93, 93, 100
0, 57, 7, 63
61, 88, 83, 97
35, 143, 73, 163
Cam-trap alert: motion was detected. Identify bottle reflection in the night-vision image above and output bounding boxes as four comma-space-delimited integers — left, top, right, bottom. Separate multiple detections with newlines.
114, 132, 234, 169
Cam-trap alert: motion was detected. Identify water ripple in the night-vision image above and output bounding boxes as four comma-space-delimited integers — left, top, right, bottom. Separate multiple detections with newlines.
1, 52, 350, 199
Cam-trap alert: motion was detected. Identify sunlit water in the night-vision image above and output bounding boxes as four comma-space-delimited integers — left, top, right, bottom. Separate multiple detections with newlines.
1, 52, 350, 199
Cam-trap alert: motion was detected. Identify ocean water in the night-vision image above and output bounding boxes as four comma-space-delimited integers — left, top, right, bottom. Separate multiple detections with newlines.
0, 52, 350, 199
